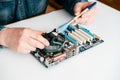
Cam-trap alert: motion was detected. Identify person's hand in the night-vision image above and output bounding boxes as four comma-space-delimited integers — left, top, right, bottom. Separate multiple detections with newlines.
74, 2, 97, 25
0, 28, 49, 54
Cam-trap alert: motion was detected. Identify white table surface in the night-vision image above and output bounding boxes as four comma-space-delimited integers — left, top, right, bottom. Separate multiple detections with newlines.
0, 1, 120, 80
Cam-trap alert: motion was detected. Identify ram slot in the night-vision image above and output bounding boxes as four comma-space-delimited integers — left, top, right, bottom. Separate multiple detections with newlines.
71, 25, 91, 41
71, 31, 86, 43
77, 29, 92, 40
68, 32, 83, 44
75, 29, 90, 41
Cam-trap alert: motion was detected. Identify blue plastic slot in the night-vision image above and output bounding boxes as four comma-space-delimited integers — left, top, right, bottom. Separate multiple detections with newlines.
62, 32, 78, 45
65, 34, 78, 45
79, 26, 95, 38
67, 25, 75, 31
58, 24, 69, 33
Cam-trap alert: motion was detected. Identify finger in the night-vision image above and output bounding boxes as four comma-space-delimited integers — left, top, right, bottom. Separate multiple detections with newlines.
84, 7, 97, 25
74, 2, 93, 16
16, 42, 36, 54
19, 48, 32, 54
27, 37, 45, 49
74, 10, 91, 24
82, 6, 97, 18
74, 3, 82, 16
84, 11, 97, 25
30, 33, 49, 46
24, 28, 49, 46
75, 17, 88, 24
81, 2, 92, 10
29, 29, 44, 35
75, 18, 83, 24
76, 6, 97, 25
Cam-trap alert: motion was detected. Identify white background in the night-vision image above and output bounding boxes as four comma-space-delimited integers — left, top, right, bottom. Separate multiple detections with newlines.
0, 1, 120, 80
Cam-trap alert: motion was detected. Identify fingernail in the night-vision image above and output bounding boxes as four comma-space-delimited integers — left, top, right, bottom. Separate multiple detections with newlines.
46, 41, 50, 46
75, 12, 79, 16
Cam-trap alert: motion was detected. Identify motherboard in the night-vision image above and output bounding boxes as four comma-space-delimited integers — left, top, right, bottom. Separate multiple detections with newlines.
31, 23, 104, 68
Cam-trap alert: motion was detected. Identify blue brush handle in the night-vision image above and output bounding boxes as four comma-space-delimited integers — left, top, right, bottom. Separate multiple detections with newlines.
88, 2, 97, 10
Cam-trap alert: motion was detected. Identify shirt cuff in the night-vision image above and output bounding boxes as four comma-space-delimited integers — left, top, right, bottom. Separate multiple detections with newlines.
0, 25, 5, 31
88, 0, 96, 1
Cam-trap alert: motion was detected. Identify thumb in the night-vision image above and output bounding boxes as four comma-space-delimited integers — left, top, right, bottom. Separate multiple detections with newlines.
74, 2, 93, 16
74, 3, 82, 16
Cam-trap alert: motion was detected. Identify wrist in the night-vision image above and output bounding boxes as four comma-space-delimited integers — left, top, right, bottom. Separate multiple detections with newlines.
0, 26, 8, 46
0, 25, 5, 45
